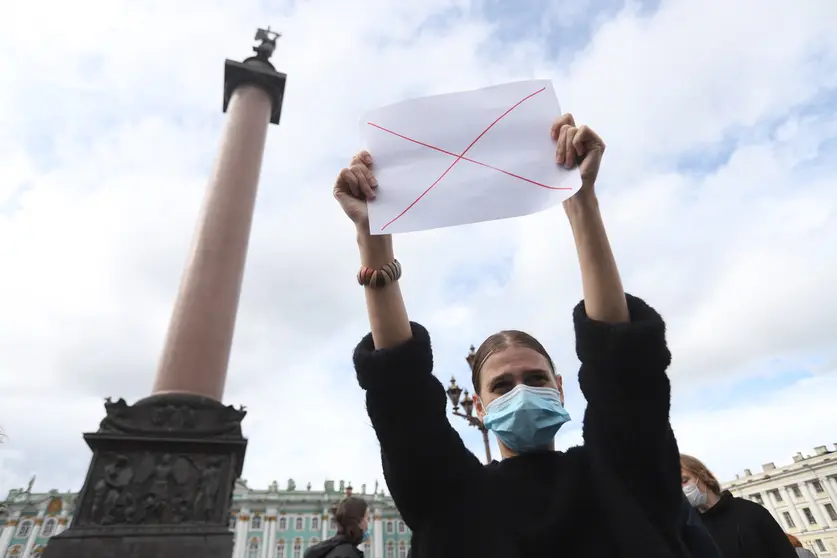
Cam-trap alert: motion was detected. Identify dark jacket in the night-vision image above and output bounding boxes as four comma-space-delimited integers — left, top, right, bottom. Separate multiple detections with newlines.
681, 494, 723, 558
303, 535, 363, 558
699, 491, 797, 558
354, 295, 688, 558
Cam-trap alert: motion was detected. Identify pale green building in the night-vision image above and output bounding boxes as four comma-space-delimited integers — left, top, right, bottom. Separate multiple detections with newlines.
0, 478, 410, 558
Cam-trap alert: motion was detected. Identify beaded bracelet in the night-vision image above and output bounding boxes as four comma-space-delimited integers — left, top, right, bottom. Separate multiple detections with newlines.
357, 260, 402, 289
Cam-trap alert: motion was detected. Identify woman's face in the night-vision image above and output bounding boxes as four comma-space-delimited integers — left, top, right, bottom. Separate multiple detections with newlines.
681, 468, 701, 490
474, 346, 562, 414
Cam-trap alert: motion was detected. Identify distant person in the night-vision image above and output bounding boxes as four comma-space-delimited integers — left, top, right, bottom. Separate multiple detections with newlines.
787, 534, 817, 558
681, 454, 797, 557
304, 496, 369, 558
335, 113, 693, 557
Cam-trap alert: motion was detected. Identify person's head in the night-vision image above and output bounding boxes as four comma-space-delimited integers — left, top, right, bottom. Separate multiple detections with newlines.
680, 454, 722, 510
471, 330, 569, 457
334, 496, 369, 545
787, 534, 802, 548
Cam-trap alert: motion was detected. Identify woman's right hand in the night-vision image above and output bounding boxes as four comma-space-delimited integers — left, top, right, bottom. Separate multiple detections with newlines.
334, 150, 378, 229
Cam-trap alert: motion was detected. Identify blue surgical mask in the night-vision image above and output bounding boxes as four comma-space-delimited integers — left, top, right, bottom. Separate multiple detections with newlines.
483, 384, 570, 453
361, 527, 370, 543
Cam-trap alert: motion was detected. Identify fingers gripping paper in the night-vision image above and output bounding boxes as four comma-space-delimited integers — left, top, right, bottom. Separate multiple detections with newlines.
360, 80, 581, 235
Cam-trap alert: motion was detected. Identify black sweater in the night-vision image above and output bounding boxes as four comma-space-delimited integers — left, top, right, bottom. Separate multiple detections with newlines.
354, 295, 689, 558
699, 491, 797, 558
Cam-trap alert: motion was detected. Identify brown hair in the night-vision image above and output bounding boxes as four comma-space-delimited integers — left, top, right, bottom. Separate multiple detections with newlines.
787, 534, 802, 548
334, 496, 368, 545
680, 454, 722, 495
471, 330, 555, 394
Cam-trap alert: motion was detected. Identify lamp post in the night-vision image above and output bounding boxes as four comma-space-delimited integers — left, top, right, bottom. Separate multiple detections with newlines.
445, 345, 492, 463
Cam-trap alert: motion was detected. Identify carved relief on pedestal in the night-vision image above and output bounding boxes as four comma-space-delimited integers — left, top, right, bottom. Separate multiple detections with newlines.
77, 451, 229, 527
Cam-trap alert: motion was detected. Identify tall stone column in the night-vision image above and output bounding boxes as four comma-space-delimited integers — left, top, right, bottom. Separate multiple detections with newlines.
42, 28, 287, 558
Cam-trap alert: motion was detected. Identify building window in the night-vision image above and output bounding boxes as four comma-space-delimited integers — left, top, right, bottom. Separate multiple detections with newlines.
364, 541, 371, 557
751, 493, 763, 504
279, 516, 288, 530
386, 520, 394, 534
293, 538, 302, 558
247, 538, 260, 558
825, 503, 837, 521
310, 537, 320, 548
783, 512, 795, 529
329, 516, 336, 530
276, 539, 286, 558
312, 516, 320, 530
398, 541, 407, 558
229, 516, 236, 530
386, 542, 394, 558
769, 489, 783, 503
816, 539, 826, 552
811, 480, 824, 493
15, 520, 33, 538
251, 515, 263, 529
790, 485, 802, 498
397, 520, 406, 533
41, 518, 57, 537
802, 507, 817, 525
295, 517, 303, 530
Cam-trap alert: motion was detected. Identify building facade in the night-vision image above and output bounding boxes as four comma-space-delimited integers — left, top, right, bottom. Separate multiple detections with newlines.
0, 478, 410, 558
723, 444, 837, 556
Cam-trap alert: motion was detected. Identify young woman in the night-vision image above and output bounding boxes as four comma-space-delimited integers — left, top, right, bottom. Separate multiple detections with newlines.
304, 496, 369, 558
681, 454, 797, 558
336, 113, 684, 557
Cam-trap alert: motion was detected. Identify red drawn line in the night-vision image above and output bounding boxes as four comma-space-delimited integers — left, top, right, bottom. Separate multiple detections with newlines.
368, 122, 570, 192
367, 86, 571, 231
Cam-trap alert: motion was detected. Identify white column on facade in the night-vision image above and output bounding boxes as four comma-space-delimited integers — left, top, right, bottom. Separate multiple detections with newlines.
321, 507, 328, 539
759, 492, 781, 525
800, 481, 828, 527
235, 510, 251, 558
259, 517, 270, 558
22, 514, 43, 558
262, 516, 276, 558
820, 475, 837, 518
373, 508, 384, 558
55, 510, 70, 535
0, 519, 15, 556
780, 487, 806, 532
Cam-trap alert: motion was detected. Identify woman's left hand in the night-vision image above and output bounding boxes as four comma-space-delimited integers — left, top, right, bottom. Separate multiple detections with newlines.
551, 113, 606, 201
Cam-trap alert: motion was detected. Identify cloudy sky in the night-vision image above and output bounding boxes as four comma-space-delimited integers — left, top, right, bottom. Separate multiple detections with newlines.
1, 0, 836, 499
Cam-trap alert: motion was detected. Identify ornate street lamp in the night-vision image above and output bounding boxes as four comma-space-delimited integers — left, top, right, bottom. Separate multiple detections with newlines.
445, 346, 492, 463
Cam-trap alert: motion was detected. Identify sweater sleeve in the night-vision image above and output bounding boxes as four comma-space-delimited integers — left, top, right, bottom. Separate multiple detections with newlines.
750, 503, 798, 558
354, 322, 482, 528
576, 295, 682, 544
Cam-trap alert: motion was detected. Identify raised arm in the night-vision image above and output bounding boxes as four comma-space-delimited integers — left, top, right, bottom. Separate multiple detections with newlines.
554, 116, 682, 547
334, 152, 481, 528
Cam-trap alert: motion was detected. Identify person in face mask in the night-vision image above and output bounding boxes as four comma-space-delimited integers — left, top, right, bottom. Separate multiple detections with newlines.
342, 115, 690, 557
680, 454, 797, 558
304, 496, 370, 558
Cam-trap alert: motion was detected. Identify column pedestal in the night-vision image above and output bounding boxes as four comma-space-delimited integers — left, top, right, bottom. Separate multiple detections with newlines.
42, 394, 247, 558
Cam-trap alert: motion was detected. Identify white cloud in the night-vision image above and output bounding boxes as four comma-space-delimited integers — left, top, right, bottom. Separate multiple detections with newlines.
0, 0, 835, 500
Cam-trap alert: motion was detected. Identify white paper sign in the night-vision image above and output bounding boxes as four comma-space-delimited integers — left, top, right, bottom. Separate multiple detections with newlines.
360, 79, 580, 235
